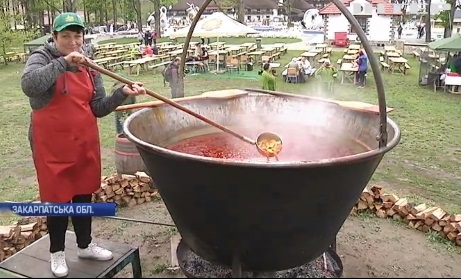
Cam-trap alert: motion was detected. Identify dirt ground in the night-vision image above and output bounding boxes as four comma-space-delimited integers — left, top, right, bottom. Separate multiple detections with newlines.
90, 198, 461, 278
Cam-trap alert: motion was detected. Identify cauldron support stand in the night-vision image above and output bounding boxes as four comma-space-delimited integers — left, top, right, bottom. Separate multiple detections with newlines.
232, 252, 242, 278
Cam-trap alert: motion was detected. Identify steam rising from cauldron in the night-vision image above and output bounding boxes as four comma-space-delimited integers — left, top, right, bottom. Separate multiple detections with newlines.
178, 96, 363, 163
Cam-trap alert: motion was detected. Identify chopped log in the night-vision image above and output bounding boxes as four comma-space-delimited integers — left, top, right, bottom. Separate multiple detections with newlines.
357, 200, 368, 210
370, 185, 383, 197
430, 208, 447, 221
381, 194, 399, 203
447, 231, 457, 241
92, 172, 159, 207
449, 214, 461, 222
410, 203, 427, 215
415, 206, 438, 220
360, 188, 375, 205
376, 209, 387, 218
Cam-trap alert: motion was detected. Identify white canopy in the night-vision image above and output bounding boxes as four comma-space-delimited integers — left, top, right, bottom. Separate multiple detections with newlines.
169, 12, 259, 39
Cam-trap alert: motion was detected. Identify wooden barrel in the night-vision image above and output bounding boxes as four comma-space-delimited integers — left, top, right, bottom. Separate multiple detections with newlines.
114, 133, 147, 175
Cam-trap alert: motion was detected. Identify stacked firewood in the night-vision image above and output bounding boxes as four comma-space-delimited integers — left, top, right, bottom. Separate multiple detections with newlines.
0, 217, 48, 261
0, 172, 159, 263
352, 185, 461, 246
92, 171, 159, 207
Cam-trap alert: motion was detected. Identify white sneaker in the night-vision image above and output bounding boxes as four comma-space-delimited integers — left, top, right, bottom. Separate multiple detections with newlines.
50, 251, 68, 278
77, 243, 113, 261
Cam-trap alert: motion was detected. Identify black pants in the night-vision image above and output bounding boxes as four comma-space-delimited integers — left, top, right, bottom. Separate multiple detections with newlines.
47, 194, 92, 253
357, 71, 366, 86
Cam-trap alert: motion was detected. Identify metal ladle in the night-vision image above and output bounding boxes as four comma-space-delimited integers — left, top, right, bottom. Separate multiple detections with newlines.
82, 59, 283, 159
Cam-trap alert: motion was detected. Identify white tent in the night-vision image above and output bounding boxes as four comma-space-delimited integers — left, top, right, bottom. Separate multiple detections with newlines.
169, 12, 260, 73
170, 12, 259, 38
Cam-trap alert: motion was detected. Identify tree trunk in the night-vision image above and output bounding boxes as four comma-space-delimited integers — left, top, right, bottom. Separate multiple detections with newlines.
154, 0, 160, 37
425, 0, 432, 43
64, 0, 75, 12
237, 0, 245, 23
178, 0, 214, 97
132, 0, 143, 32
286, 0, 292, 27
112, 0, 117, 26
444, 1, 456, 38
99, 9, 104, 25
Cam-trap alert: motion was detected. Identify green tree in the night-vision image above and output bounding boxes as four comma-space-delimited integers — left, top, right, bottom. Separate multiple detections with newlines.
0, 14, 37, 65
434, 0, 460, 38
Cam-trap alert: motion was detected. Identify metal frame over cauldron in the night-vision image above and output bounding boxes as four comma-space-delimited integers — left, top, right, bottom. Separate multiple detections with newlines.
118, 0, 401, 277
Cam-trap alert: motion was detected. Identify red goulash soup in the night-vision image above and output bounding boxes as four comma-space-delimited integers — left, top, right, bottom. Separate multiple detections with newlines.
167, 131, 371, 162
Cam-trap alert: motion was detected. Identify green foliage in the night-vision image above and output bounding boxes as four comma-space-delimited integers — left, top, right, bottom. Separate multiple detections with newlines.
434, 11, 452, 28
434, 0, 460, 28
0, 14, 38, 55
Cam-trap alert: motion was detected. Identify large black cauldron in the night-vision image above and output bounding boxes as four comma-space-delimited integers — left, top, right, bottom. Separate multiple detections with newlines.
122, 89, 400, 272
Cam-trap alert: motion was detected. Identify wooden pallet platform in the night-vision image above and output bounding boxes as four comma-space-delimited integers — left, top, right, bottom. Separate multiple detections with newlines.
0, 231, 142, 278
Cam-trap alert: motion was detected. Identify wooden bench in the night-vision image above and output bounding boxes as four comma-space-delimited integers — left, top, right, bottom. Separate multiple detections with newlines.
149, 61, 170, 70
107, 61, 126, 71
0, 231, 142, 278
405, 63, 411, 69
270, 52, 281, 60
325, 47, 332, 54
412, 51, 420, 58
380, 62, 389, 71
336, 58, 342, 64
322, 53, 329, 59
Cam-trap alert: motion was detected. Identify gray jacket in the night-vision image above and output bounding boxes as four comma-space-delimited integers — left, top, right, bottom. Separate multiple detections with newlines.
21, 39, 128, 147
21, 39, 127, 116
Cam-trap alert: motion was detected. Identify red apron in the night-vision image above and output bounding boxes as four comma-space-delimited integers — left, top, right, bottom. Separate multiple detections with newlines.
32, 67, 101, 203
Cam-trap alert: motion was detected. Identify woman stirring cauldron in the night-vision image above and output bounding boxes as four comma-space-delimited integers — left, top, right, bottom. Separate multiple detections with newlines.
20, 12, 146, 278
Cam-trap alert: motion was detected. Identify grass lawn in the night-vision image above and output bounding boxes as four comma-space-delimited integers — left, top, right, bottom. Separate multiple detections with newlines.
97, 36, 302, 45
1, 47, 460, 217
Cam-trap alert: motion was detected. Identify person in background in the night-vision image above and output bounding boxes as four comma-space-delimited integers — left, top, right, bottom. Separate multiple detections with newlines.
153, 30, 158, 45
137, 30, 144, 45
164, 57, 182, 98
315, 59, 337, 92
152, 43, 159, 55
261, 63, 276, 91
113, 75, 137, 134
144, 45, 153, 56
82, 38, 95, 59
300, 56, 314, 76
130, 44, 141, 59
20, 12, 146, 278
355, 50, 368, 88
287, 57, 300, 70
194, 42, 204, 60
144, 30, 152, 46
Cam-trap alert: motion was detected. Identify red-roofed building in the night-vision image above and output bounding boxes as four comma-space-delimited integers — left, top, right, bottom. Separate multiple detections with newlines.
319, 0, 401, 44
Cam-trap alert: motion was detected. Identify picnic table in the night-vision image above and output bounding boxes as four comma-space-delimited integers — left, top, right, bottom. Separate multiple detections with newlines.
342, 54, 356, 63
347, 49, 359, 55
124, 56, 158, 76
444, 75, 461, 94
340, 63, 358, 84
388, 57, 409, 74
93, 56, 121, 67
315, 43, 328, 53
300, 52, 318, 62
384, 46, 397, 52
349, 44, 361, 50
102, 50, 126, 57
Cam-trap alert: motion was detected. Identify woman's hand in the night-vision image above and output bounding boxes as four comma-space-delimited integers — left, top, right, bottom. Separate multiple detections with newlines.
64, 52, 87, 66
122, 83, 146, 96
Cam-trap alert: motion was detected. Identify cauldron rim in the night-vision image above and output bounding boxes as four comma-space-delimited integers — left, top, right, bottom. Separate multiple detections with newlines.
122, 98, 401, 168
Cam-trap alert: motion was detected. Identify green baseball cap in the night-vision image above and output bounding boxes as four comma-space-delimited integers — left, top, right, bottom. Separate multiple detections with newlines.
53, 12, 85, 32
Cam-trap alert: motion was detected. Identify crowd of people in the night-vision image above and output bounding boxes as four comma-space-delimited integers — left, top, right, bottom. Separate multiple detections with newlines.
260, 49, 369, 92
